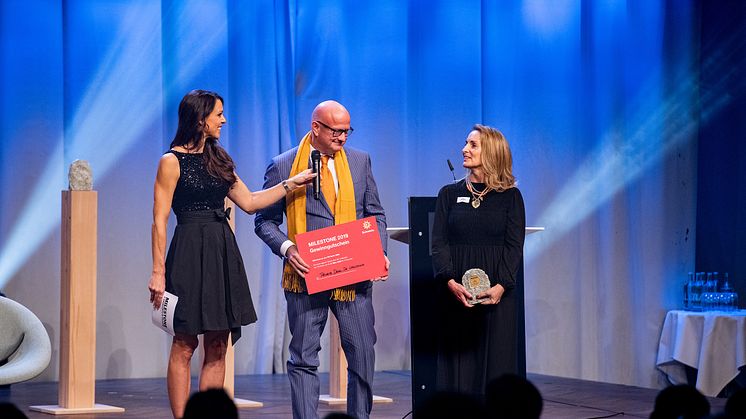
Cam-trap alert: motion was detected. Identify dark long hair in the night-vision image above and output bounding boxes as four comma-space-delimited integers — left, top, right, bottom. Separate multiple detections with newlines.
170, 90, 236, 184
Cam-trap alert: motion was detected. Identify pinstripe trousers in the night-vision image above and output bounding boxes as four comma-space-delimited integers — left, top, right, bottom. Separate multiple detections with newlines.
285, 284, 376, 419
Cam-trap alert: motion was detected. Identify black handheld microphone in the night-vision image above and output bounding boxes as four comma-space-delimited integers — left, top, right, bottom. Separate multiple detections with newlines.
447, 159, 456, 181
311, 150, 321, 200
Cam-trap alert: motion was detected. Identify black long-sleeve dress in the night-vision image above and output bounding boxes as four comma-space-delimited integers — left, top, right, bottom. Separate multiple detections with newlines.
431, 180, 525, 398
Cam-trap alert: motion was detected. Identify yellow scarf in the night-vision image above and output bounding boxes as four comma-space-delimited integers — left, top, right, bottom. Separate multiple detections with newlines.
283, 132, 358, 301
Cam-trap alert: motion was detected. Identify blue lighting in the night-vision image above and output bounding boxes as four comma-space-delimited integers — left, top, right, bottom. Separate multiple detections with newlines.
525, 52, 739, 264
0, 1, 227, 288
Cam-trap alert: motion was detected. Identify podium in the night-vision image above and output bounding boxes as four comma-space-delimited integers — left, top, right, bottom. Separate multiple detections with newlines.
401, 197, 542, 416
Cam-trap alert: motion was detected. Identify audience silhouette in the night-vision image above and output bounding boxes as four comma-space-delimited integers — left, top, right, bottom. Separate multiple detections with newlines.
649, 384, 710, 419
182, 388, 237, 419
0, 402, 27, 419
486, 373, 543, 419
724, 386, 746, 418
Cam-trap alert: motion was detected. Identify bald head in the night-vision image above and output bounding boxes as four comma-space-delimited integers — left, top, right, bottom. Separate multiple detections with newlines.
310, 100, 351, 155
311, 100, 350, 125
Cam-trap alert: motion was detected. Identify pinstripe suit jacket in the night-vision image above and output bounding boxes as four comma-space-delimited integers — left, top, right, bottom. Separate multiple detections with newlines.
254, 145, 387, 268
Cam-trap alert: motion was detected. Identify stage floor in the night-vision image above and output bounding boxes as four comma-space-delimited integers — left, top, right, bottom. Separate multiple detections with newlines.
1, 371, 727, 418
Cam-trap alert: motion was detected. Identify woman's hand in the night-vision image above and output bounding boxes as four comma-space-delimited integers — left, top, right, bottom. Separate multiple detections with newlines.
286, 169, 316, 190
447, 279, 475, 308
476, 283, 505, 305
149, 272, 166, 310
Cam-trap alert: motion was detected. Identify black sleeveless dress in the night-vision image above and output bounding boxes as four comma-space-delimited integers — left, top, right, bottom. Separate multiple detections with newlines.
164, 150, 257, 344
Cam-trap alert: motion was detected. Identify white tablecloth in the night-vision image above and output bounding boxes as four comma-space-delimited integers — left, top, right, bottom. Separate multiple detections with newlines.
656, 309, 746, 397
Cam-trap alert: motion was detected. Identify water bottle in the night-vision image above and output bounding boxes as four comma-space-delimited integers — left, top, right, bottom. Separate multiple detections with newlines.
703, 272, 716, 310
684, 272, 694, 309
698, 272, 707, 311
690, 272, 703, 311
722, 272, 738, 311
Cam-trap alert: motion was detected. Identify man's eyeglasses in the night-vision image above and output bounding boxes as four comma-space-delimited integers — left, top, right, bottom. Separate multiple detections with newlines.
314, 120, 354, 138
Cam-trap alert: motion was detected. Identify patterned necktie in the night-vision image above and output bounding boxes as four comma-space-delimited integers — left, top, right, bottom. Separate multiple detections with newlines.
321, 155, 336, 214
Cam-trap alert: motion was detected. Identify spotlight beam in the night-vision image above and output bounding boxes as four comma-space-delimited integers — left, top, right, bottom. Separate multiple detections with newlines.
525, 41, 746, 263
0, 2, 227, 288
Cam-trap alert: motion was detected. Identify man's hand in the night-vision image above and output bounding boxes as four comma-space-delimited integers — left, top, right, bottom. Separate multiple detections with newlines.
372, 255, 390, 281
285, 245, 310, 276
447, 279, 475, 307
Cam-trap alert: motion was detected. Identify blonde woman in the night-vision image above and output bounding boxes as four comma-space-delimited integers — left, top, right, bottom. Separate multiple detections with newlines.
431, 124, 526, 400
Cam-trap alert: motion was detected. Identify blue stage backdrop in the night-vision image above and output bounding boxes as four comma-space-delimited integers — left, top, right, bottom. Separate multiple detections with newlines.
1, 0, 732, 391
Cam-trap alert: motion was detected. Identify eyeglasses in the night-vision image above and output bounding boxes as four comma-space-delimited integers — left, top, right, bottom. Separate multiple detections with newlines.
314, 120, 354, 138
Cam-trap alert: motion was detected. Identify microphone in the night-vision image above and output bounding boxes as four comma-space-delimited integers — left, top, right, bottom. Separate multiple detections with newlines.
447, 159, 456, 181
311, 150, 321, 200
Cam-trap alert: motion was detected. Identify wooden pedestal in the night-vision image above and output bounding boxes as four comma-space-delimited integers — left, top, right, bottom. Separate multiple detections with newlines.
31, 191, 123, 415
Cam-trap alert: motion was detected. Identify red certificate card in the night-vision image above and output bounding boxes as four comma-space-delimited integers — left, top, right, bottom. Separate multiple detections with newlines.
296, 217, 387, 294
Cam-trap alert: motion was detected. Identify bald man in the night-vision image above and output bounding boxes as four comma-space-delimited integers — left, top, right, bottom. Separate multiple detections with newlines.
254, 100, 389, 419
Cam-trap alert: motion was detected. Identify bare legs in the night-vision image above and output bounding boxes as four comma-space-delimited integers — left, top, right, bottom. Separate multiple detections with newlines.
167, 334, 198, 418
200, 330, 229, 391
167, 330, 230, 418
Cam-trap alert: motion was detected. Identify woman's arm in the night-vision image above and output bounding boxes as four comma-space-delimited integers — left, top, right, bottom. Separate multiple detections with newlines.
478, 187, 525, 305
149, 154, 179, 309
497, 187, 526, 288
432, 185, 474, 307
228, 169, 315, 214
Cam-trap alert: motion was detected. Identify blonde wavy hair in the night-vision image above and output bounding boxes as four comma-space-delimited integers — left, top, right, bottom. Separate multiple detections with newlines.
467, 124, 516, 192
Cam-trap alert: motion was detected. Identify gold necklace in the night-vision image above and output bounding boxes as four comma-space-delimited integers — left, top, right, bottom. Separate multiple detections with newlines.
466, 180, 490, 208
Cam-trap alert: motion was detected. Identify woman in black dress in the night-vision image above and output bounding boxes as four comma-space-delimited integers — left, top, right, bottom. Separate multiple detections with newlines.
431, 124, 526, 400
148, 90, 314, 418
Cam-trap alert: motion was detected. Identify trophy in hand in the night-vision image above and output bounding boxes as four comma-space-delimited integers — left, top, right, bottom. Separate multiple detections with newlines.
462, 268, 490, 305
